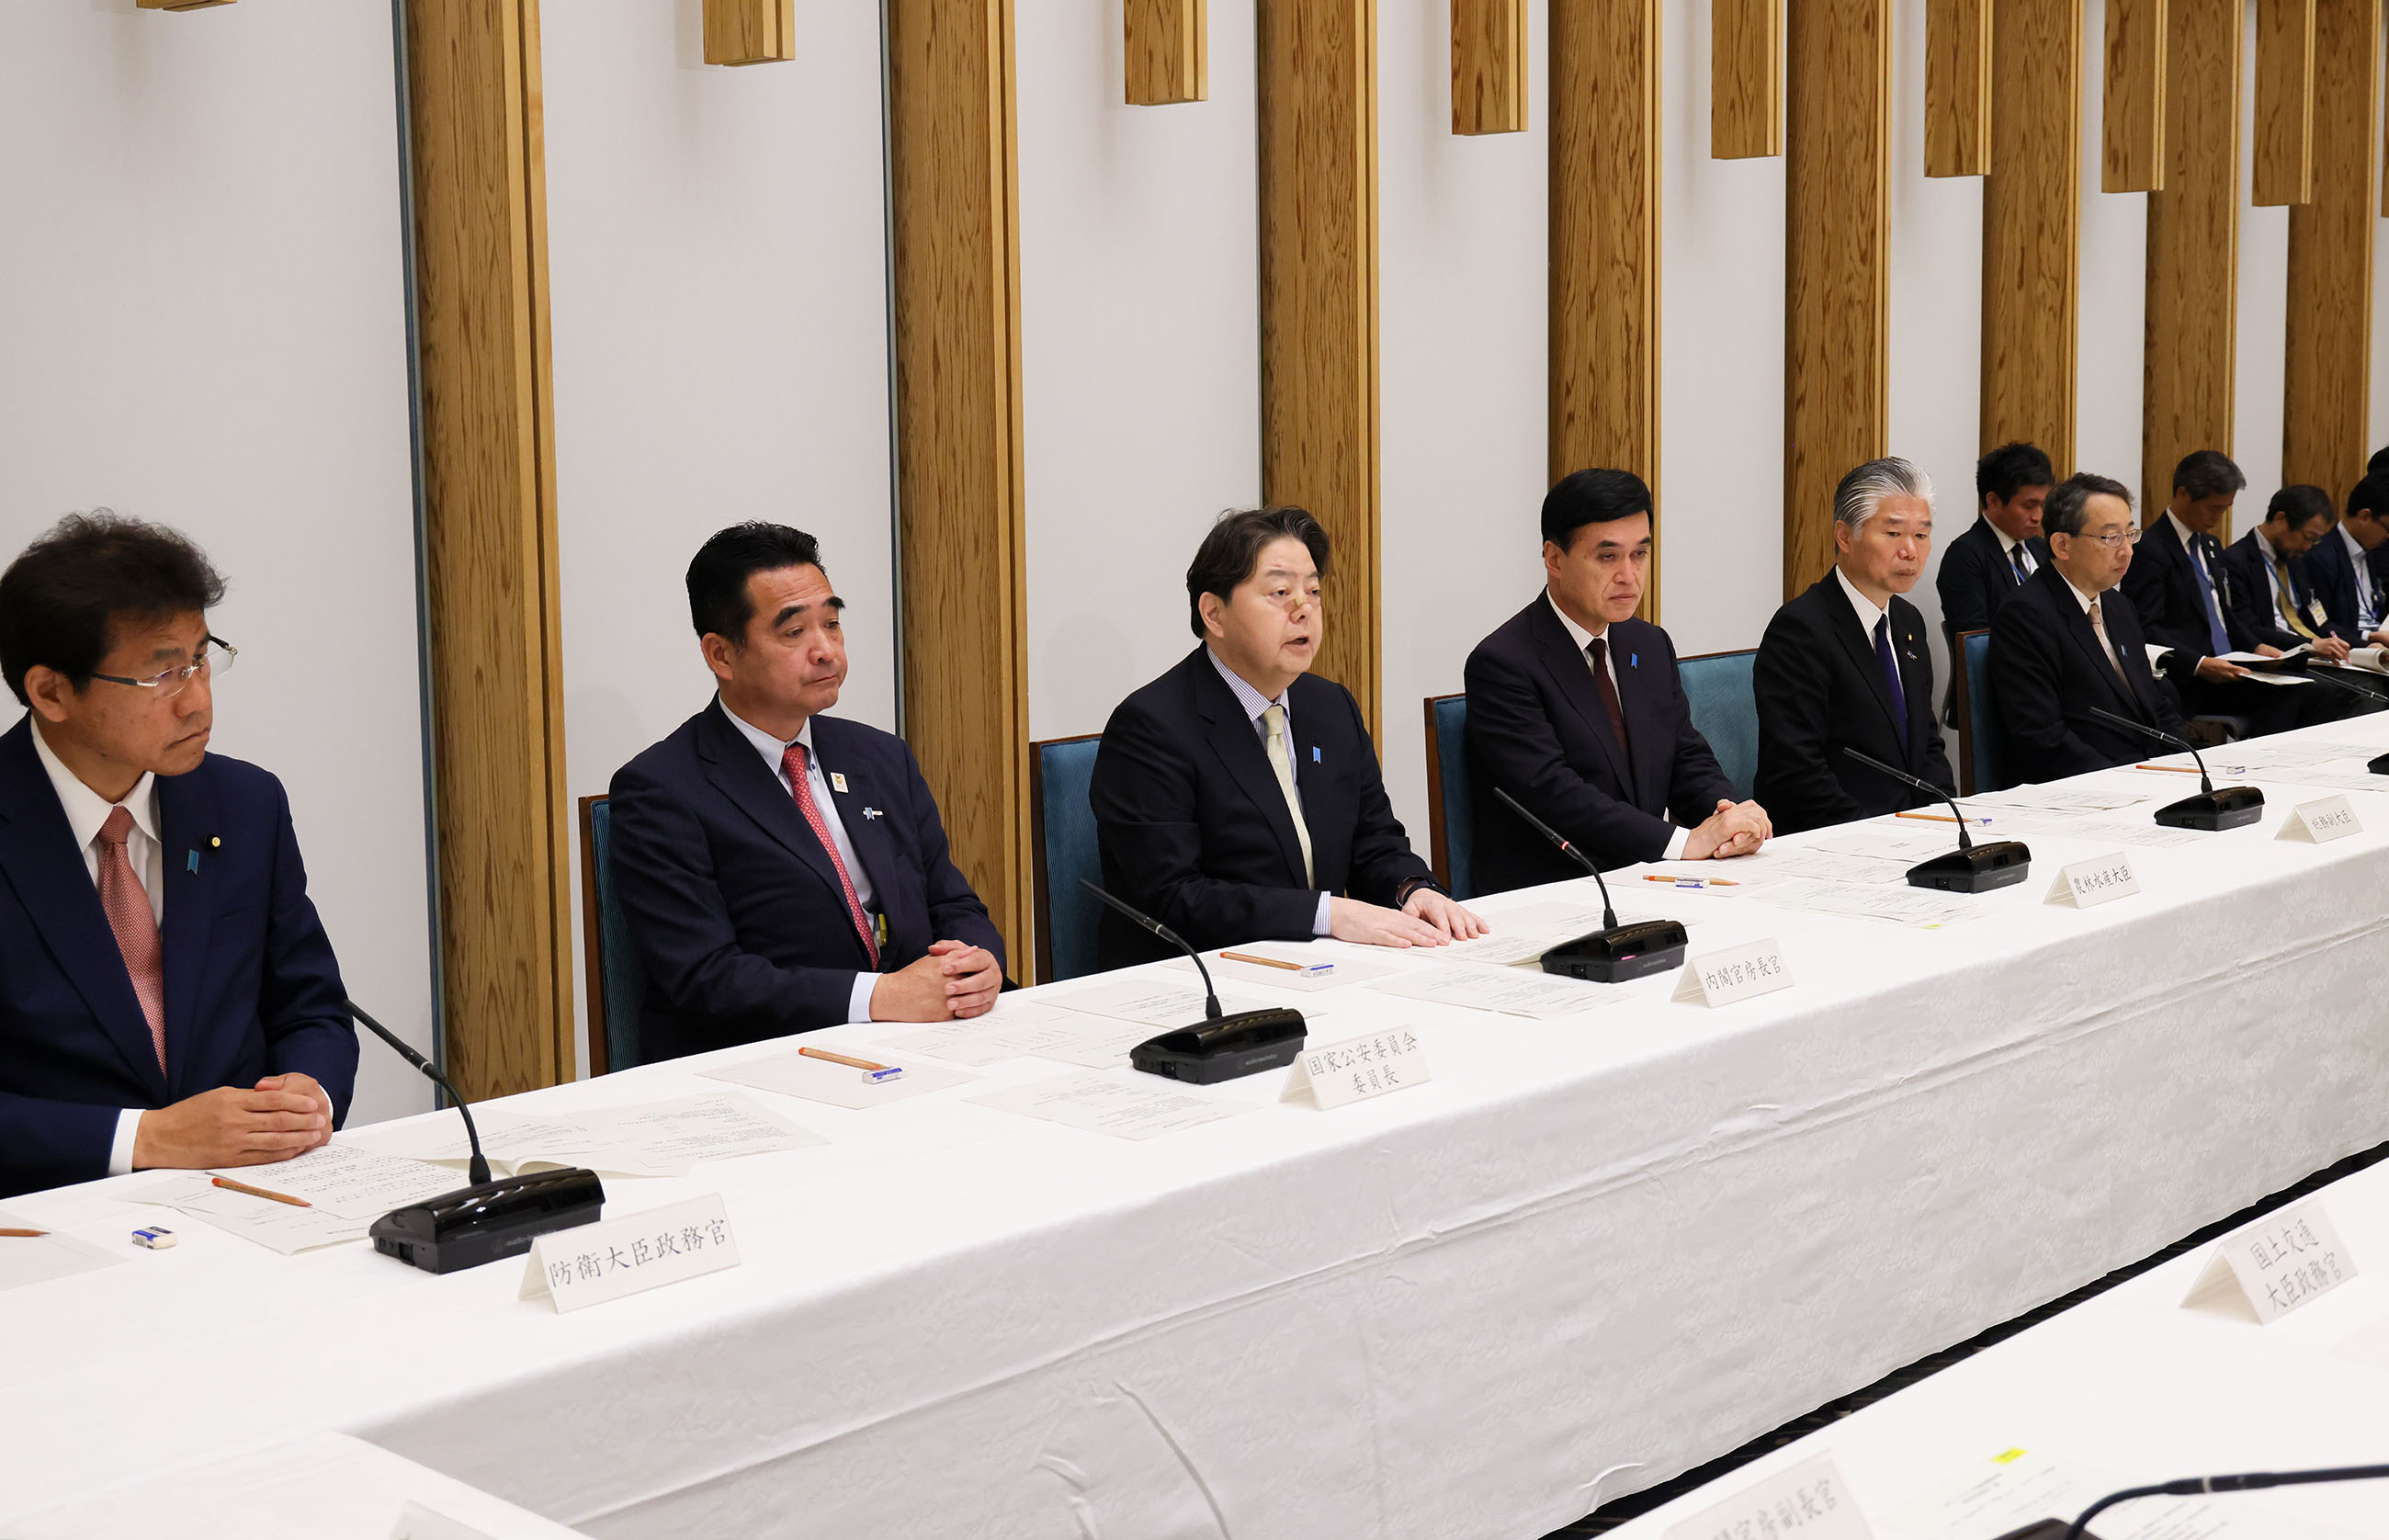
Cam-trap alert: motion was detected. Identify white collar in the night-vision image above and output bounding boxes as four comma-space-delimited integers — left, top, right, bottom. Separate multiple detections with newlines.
1206, 646, 1290, 723
2163, 508, 2204, 549
30, 719, 159, 852
1986, 519, 2022, 557
1833, 567, 1890, 637
2058, 572, 2104, 616
1545, 590, 1608, 653
722, 699, 814, 770
2340, 523, 2367, 561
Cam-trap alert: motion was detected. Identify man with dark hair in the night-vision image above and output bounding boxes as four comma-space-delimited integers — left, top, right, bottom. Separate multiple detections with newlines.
2218, 485, 2351, 662
1464, 470, 1769, 892
1990, 473, 2188, 779
1090, 508, 1484, 968
1937, 441, 2054, 667
2306, 472, 2389, 646
608, 523, 1005, 1061
1756, 458, 1953, 834
0, 513, 355, 1198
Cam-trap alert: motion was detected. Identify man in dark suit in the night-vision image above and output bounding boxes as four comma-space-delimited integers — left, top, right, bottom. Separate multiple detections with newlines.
2217, 485, 2352, 662
1091, 508, 1485, 968
1991, 473, 2188, 779
0, 514, 355, 1199
2306, 471, 2389, 646
1756, 457, 1954, 833
1938, 443, 2053, 648
609, 524, 1005, 1062
1465, 470, 1770, 892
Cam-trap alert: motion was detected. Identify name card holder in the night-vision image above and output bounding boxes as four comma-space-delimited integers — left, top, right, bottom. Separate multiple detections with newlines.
520, 1193, 740, 1314
2182, 1200, 2357, 1324
1284, 1028, 1431, 1109
1663, 1453, 1875, 1540
1671, 937, 1793, 1007
2044, 851, 2138, 908
2279, 795, 2361, 844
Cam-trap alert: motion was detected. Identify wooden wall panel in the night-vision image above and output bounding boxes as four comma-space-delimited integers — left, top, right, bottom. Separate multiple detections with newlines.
703, 0, 794, 65
2143, 0, 2240, 513
2102, 0, 2167, 192
400, 0, 574, 1099
2282, 0, 2380, 504
1785, 0, 1889, 597
1127, 0, 1208, 105
2254, 0, 2317, 205
1926, 0, 1990, 177
1712, 0, 1783, 158
1981, 0, 2082, 468
1258, 0, 1381, 727
1453, 0, 1529, 135
885, 0, 1034, 971
1551, 0, 1663, 619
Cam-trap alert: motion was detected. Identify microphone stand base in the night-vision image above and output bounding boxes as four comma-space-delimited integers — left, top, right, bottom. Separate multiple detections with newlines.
1905, 841, 2032, 893
369, 1166, 605, 1274
2368, 752, 2389, 775
1538, 920, 1690, 983
1131, 1008, 1308, 1083
2154, 786, 2265, 831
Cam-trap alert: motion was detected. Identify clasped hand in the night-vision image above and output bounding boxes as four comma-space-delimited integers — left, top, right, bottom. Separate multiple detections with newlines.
131, 1072, 334, 1171
870, 938, 1002, 1021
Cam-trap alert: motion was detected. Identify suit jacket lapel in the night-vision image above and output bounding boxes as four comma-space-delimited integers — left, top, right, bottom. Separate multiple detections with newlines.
1192, 651, 1311, 887
155, 766, 219, 1098
1612, 632, 1665, 806
698, 702, 855, 923
1528, 599, 1635, 797
2056, 584, 2144, 716
1824, 578, 1907, 748
810, 719, 896, 935
0, 722, 168, 1099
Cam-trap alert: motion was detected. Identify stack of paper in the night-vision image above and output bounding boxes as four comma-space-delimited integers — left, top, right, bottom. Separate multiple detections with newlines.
356, 1092, 824, 1176
1366, 962, 1622, 1019
968, 1070, 1252, 1140
127, 1143, 465, 1253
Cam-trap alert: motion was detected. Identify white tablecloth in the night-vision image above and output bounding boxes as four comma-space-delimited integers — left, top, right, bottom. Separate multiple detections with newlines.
6, 719, 2389, 1539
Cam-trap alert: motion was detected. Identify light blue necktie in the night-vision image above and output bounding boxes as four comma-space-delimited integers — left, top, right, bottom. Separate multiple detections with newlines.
2187, 538, 2231, 657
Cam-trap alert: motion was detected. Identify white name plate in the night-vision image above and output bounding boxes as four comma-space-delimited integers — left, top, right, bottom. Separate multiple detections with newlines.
2280, 795, 2361, 844
2044, 851, 2138, 908
1664, 1453, 1874, 1540
1671, 937, 1793, 1007
2183, 1201, 2356, 1324
519, 1193, 740, 1314
1283, 1027, 1430, 1109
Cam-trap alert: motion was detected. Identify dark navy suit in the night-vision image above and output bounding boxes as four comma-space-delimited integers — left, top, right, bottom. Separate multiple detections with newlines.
2216, 530, 2318, 652
0, 717, 357, 1198
1754, 575, 1952, 833
1935, 517, 2050, 722
608, 699, 1003, 1063
2303, 528, 2386, 644
1990, 565, 2187, 780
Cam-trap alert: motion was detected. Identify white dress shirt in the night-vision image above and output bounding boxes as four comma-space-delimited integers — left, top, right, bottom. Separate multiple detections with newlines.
723, 704, 883, 1025
1990, 523, 2038, 577
2338, 523, 2382, 632
1545, 594, 1694, 862
31, 722, 161, 1177
1206, 650, 1334, 934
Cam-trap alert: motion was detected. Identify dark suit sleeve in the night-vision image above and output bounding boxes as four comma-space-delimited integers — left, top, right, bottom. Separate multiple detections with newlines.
1752, 608, 1861, 830
1938, 543, 1992, 641
1333, 686, 1434, 906
897, 741, 1006, 969
1091, 696, 1321, 947
2120, 547, 2203, 674
255, 776, 357, 1123
1463, 640, 1680, 866
0, 1092, 120, 1196
1989, 602, 2104, 781
610, 756, 860, 1036
1918, 676, 1955, 794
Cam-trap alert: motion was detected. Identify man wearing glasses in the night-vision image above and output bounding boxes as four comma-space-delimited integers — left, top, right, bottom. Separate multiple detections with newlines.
0, 513, 354, 1198
1988, 473, 2189, 779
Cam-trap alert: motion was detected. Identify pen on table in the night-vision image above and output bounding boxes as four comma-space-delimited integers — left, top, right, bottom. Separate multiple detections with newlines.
2134, 762, 2204, 774
0, 1227, 50, 1238
798, 1045, 906, 1083
1641, 874, 1738, 888
210, 1176, 311, 1208
1220, 950, 1337, 978
1895, 810, 1995, 826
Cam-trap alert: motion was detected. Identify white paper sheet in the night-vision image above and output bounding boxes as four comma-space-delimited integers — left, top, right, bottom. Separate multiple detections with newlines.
352, 1093, 822, 1177
1365, 962, 1622, 1019
1974, 786, 2152, 813
1812, 828, 1971, 861
1041, 979, 1280, 1030
967, 1070, 1253, 1139
209, 1143, 461, 1221
873, 1002, 1104, 1066
702, 1050, 978, 1109
126, 1174, 374, 1253
1882, 1448, 2364, 1540
1737, 847, 1914, 884
1756, 879, 1984, 928
0, 1209, 122, 1292
1987, 813, 2209, 849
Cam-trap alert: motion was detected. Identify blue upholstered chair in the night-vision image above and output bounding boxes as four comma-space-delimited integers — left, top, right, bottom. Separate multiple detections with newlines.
1678, 649, 1760, 803
1032, 734, 1105, 983
1954, 629, 2010, 796
577, 795, 649, 1075
1422, 694, 1476, 900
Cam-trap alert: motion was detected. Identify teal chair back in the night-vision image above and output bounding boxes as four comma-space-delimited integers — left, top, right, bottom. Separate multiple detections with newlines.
1957, 629, 2010, 795
1032, 735, 1104, 983
1422, 694, 1476, 900
1679, 649, 1760, 802
578, 795, 647, 1075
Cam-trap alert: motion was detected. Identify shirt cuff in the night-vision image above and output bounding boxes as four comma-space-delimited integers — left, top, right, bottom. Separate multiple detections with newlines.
847, 971, 879, 1025
1312, 891, 1332, 936
109, 1109, 142, 1177
1663, 825, 1693, 862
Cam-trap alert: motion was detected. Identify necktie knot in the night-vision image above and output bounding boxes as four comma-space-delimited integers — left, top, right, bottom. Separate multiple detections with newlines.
98, 805, 134, 849
782, 741, 808, 776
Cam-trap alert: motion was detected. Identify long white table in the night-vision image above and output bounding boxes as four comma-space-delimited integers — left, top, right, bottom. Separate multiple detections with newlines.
6, 716, 2389, 1538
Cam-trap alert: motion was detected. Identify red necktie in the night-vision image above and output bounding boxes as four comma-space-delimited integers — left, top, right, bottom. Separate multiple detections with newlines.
782, 742, 878, 968
1587, 636, 1632, 754
96, 806, 168, 1075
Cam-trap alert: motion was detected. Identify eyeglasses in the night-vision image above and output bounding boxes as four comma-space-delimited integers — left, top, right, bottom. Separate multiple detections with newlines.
89, 638, 236, 700
2067, 529, 2141, 550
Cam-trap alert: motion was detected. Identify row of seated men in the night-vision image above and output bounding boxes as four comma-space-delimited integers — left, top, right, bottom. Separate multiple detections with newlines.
3, 449, 2382, 1197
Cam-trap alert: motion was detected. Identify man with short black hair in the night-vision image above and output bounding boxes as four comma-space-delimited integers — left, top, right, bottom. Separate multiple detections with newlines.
1464, 470, 1769, 892
0, 513, 356, 1198
1090, 508, 1484, 968
1939, 441, 2054, 644
609, 524, 1006, 1062
2307, 472, 2389, 646
2218, 485, 2351, 662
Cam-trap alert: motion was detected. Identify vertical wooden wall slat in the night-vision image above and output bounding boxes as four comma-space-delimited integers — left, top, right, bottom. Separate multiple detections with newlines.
1453, 0, 1529, 135
1712, 0, 1783, 159
2143, 0, 2241, 512
2254, 0, 2318, 206
703, 0, 795, 65
1259, 0, 1382, 729
1981, 0, 2083, 467
401, 0, 575, 1099
2102, 0, 2167, 192
886, 0, 1035, 970
2282, 0, 2380, 504
1127, 0, 1208, 106
1551, 0, 1663, 618
1925, 0, 1991, 177
1785, 0, 1890, 596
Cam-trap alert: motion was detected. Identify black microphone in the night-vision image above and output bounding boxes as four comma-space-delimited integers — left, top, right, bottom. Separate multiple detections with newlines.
347, 1001, 604, 1274
1840, 749, 2032, 892
1990, 1459, 2389, 1540
2086, 706, 2267, 829
1490, 787, 1687, 982
1076, 880, 1308, 1084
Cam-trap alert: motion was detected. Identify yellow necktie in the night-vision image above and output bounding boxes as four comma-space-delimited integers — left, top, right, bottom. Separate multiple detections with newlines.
2270, 554, 2322, 640
1261, 704, 1315, 887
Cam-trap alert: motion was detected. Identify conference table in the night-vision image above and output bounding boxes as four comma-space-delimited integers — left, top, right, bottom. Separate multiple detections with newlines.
6, 711, 2389, 1539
